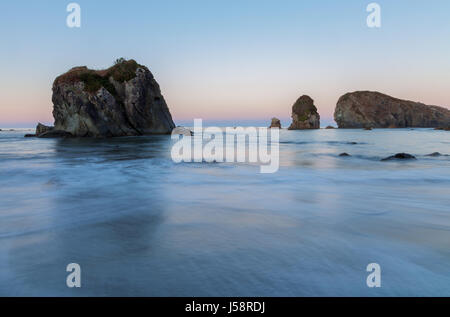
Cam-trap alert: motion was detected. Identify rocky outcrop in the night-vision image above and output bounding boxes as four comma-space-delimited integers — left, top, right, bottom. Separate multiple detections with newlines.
50, 59, 175, 137
334, 91, 450, 128
36, 123, 53, 136
288, 95, 320, 130
269, 118, 281, 129
381, 153, 416, 161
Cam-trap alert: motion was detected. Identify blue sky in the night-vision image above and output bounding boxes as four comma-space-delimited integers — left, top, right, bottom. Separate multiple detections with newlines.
1, 0, 449, 127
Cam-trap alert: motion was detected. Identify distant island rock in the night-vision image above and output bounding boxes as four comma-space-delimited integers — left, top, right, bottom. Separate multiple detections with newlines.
288, 95, 320, 130
269, 118, 281, 129
334, 91, 450, 128
41, 58, 175, 137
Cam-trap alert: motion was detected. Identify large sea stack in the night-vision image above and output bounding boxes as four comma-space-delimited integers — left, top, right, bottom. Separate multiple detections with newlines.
47, 59, 175, 137
334, 91, 450, 128
288, 95, 320, 130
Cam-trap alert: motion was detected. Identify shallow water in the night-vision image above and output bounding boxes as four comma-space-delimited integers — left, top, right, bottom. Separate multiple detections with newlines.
0, 128, 449, 296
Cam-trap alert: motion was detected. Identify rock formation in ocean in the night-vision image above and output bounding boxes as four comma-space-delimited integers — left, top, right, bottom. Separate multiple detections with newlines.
381, 153, 416, 161
36, 123, 53, 136
334, 91, 450, 128
288, 95, 320, 130
49, 59, 175, 137
269, 118, 281, 129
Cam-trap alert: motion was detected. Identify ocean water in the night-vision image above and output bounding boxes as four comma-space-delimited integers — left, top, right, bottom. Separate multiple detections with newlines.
0, 128, 449, 296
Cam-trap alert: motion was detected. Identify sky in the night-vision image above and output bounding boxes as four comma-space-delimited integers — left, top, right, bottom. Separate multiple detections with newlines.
1, 0, 450, 127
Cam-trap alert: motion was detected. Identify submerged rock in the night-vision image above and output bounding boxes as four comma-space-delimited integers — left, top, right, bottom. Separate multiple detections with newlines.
24, 134, 36, 138
269, 118, 281, 129
51, 59, 175, 137
339, 153, 351, 157
381, 153, 416, 161
425, 152, 448, 157
288, 95, 320, 130
325, 126, 335, 129
334, 91, 450, 128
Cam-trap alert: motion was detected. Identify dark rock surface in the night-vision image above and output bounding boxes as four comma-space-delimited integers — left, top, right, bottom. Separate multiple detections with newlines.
288, 95, 320, 130
269, 118, 282, 129
51, 59, 175, 137
339, 153, 351, 157
36, 123, 53, 136
38, 130, 74, 138
334, 91, 450, 128
425, 152, 449, 157
381, 153, 416, 161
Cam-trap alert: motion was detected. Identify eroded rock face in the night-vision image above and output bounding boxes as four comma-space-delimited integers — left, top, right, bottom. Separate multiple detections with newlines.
36, 123, 53, 136
334, 91, 450, 128
51, 59, 175, 137
269, 118, 281, 129
288, 95, 320, 130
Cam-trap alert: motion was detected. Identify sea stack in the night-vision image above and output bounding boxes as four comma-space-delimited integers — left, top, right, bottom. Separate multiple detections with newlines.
269, 118, 281, 129
288, 95, 320, 130
47, 58, 175, 137
334, 91, 450, 128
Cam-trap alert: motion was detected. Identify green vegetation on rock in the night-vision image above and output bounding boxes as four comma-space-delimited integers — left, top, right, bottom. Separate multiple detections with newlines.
55, 58, 148, 96
79, 72, 118, 96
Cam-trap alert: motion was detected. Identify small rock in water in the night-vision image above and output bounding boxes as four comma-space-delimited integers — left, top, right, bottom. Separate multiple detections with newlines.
364, 127, 373, 131
269, 118, 281, 129
325, 126, 335, 129
339, 153, 351, 157
426, 152, 442, 157
36, 123, 53, 136
24, 134, 37, 138
172, 127, 193, 136
288, 95, 320, 130
381, 153, 416, 161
